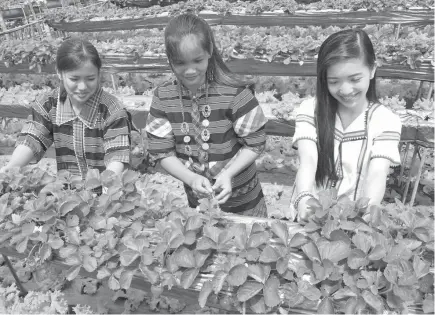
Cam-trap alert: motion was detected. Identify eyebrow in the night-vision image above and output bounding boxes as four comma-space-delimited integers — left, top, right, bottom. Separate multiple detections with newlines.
327, 73, 363, 79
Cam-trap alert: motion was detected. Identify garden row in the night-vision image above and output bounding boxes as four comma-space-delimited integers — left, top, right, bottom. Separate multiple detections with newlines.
0, 166, 433, 314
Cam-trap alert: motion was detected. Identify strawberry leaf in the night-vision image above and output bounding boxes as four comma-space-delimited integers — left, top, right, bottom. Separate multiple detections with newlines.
227, 264, 248, 286
66, 265, 82, 281
264, 275, 280, 307
237, 281, 263, 302
181, 267, 200, 289
289, 232, 311, 248
212, 270, 227, 294
259, 245, 280, 263
199, 280, 213, 308
271, 220, 288, 245
120, 249, 140, 266
119, 270, 134, 290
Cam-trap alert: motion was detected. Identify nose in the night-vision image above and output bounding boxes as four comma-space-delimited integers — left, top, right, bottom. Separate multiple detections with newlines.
184, 67, 197, 76
77, 81, 87, 90
338, 82, 353, 95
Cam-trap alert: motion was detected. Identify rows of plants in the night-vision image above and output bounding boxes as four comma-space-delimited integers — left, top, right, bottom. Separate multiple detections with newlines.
0, 165, 433, 314
41, 0, 435, 24
0, 24, 433, 78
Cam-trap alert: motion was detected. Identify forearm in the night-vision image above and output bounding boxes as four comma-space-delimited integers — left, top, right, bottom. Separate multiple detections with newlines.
363, 173, 388, 205
222, 147, 259, 179
295, 163, 317, 195
5, 145, 35, 169
160, 156, 197, 186
106, 161, 125, 176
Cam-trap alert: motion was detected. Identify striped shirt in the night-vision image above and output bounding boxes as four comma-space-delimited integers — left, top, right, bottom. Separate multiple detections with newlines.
145, 79, 268, 213
16, 87, 131, 179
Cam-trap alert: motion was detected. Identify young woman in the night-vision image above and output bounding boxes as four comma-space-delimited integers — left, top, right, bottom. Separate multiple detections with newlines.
292, 29, 402, 221
1, 38, 131, 178
145, 14, 268, 216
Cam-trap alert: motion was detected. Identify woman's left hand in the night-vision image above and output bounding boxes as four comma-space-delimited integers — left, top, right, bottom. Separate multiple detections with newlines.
212, 171, 233, 204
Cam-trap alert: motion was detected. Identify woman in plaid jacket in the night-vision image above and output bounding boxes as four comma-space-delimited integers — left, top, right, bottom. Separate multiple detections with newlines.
1, 38, 131, 178
145, 14, 268, 216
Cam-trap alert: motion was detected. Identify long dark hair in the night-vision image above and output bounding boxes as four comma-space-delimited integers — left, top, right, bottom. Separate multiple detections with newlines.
164, 13, 253, 89
315, 28, 378, 186
56, 38, 102, 103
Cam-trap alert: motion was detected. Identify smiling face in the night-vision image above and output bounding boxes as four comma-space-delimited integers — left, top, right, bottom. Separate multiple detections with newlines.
170, 34, 211, 93
326, 57, 376, 113
60, 60, 100, 107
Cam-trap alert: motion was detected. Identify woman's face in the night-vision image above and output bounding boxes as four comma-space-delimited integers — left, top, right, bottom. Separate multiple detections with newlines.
170, 34, 211, 93
60, 60, 100, 107
326, 57, 375, 112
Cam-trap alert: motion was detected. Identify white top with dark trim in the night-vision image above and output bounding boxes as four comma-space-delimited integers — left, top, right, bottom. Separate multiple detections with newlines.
292, 97, 402, 201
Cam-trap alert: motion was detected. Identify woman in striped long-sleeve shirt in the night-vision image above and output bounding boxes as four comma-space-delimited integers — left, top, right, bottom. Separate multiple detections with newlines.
1, 38, 131, 178
145, 14, 268, 216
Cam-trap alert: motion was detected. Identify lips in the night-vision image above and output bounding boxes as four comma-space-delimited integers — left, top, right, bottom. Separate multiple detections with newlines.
338, 92, 359, 102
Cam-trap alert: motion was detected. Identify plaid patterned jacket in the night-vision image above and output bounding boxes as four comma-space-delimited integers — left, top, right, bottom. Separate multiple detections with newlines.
16, 87, 131, 179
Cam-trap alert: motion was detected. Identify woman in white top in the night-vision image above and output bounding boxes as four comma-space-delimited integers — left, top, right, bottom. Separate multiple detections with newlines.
292, 29, 402, 221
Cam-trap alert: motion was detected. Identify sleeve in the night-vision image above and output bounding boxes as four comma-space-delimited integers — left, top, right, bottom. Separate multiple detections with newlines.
15, 93, 54, 162
292, 98, 317, 149
103, 108, 132, 167
231, 86, 268, 155
370, 108, 402, 166
144, 89, 176, 165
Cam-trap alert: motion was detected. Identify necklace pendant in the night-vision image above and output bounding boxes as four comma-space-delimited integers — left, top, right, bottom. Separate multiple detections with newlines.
183, 135, 191, 143
185, 145, 192, 156
202, 143, 210, 151
202, 105, 211, 118
198, 150, 209, 163
202, 119, 209, 127
181, 122, 189, 134
201, 129, 210, 142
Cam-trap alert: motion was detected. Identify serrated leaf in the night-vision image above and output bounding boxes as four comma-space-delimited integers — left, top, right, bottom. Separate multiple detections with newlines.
217, 230, 233, 247
361, 290, 383, 313
317, 239, 351, 263
237, 281, 264, 302
196, 236, 216, 250
368, 244, 386, 260
317, 297, 334, 314
352, 232, 371, 254
264, 275, 280, 307
333, 287, 357, 300
413, 255, 430, 279
153, 242, 167, 257
97, 266, 111, 279
423, 294, 434, 314
183, 230, 196, 245
194, 249, 210, 268
276, 256, 289, 274
329, 229, 351, 245
348, 249, 369, 269
413, 227, 430, 242
119, 270, 134, 290
249, 296, 266, 314
212, 270, 227, 294
169, 233, 185, 249
233, 223, 248, 249
282, 283, 305, 307
120, 249, 140, 266
251, 222, 265, 233
289, 232, 311, 247
302, 241, 321, 263
271, 220, 288, 244
297, 280, 322, 301
203, 225, 221, 243
83, 255, 98, 272
22, 222, 35, 236
65, 228, 80, 245
259, 245, 280, 263
40, 243, 52, 261
66, 265, 81, 281
227, 264, 248, 286
141, 248, 154, 266
199, 281, 213, 308
243, 247, 260, 262
181, 267, 199, 289
174, 247, 196, 268
59, 200, 80, 216
247, 231, 269, 248
16, 236, 28, 253
247, 264, 270, 284
48, 234, 64, 249
185, 215, 203, 231
108, 274, 120, 291
139, 263, 159, 284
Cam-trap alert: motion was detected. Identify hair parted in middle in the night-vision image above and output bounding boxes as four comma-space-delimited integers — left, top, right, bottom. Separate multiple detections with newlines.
164, 13, 254, 90
315, 28, 378, 187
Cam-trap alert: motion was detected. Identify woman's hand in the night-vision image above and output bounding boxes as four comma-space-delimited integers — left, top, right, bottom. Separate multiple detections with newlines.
296, 197, 315, 222
190, 174, 213, 199
212, 171, 233, 204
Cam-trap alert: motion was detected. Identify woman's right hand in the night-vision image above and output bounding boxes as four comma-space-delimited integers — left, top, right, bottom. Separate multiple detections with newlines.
189, 174, 213, 199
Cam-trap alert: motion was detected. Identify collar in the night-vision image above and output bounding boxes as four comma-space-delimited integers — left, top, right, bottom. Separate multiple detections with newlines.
175, 78, 209, 98
56, 87, 103, 128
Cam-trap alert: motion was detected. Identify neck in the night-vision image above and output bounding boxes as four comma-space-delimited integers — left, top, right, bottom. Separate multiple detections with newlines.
338, 99, 369, 118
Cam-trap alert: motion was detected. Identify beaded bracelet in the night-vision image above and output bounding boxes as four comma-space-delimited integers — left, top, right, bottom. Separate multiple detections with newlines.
293, 191, 315, 210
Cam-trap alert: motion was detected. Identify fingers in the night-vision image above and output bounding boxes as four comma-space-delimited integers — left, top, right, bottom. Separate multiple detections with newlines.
215, 188, 231, 204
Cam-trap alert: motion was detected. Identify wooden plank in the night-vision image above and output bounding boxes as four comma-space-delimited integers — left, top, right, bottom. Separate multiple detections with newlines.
0, 98, 433, 146
46, 9, 434, 32
0, 57, 432, 81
